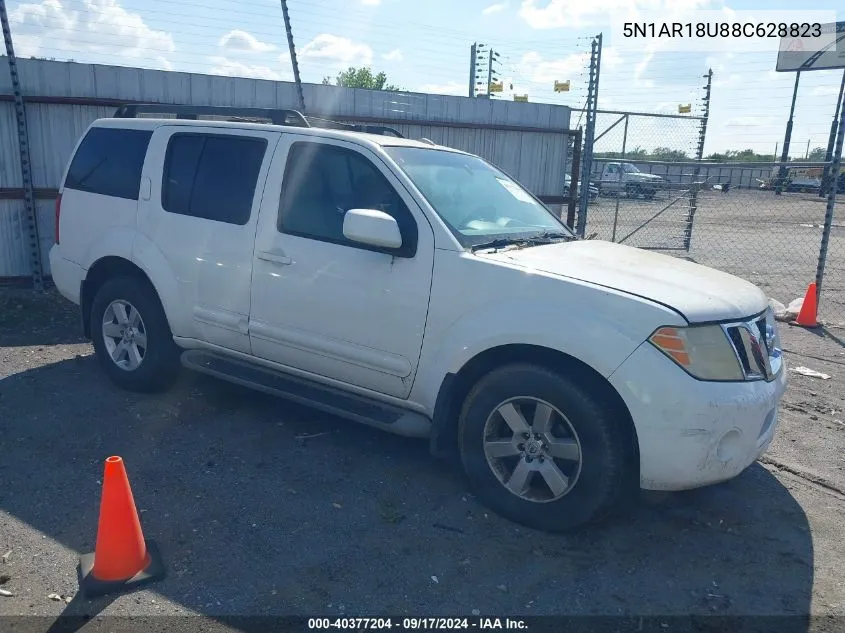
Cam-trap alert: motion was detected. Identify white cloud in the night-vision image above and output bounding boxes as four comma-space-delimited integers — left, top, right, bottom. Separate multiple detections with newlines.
209, 57, 289, 81
361, 0, 381, 5
602, 46, 623, 69
519, 0, 715, 29
483, 2, 508, 15
299, 33, 373, 68
383, 48, 404, 62
219, 30, 276, 54
519, 51, 588, 84
418, 81, 466, 96
726, 115, 777, 128
11, 0, 174, 65
633, 52, 653, 80
811, 85, 841, 97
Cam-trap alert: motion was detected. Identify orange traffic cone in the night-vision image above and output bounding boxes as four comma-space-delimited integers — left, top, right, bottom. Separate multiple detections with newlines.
795, 283, 819, 328
78, 456, 166, 598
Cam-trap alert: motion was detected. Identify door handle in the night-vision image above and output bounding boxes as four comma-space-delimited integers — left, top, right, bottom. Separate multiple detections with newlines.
257, 250, 292, 265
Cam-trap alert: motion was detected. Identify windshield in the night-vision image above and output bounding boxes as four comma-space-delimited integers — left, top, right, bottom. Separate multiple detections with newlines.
622, 163, 641, 173
385, 146, 572, 247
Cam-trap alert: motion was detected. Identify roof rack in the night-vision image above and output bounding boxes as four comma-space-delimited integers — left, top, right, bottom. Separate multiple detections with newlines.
113, 103, 311, 127
112, 104, 405, 138
303, 115, 404, 138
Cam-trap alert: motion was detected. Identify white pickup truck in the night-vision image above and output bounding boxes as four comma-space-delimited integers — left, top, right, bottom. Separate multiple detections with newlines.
49, 105, 786, 532
598, 162, 668, 199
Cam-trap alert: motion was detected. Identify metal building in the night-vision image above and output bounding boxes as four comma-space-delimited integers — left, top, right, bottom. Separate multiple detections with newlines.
0, 58, 574, 282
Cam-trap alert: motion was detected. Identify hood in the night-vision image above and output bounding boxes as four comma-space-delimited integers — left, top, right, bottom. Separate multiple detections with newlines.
477, 240, 768, 323
630, 173, 664, 181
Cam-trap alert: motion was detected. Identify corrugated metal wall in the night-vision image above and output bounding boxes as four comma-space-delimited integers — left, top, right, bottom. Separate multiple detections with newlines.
0, 59, 573, 280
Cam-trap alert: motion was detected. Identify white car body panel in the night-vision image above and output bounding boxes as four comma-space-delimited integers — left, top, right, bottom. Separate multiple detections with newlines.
409, 249, 687, 414
133, 125, 281, 354
609, 340, 786, 490
478, 240, 769, 323
248, 134, 437, 399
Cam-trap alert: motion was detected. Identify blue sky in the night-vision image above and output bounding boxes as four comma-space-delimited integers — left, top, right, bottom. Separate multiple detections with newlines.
8, 0, 844, 156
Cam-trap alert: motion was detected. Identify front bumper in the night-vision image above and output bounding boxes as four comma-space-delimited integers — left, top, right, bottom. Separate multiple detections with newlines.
609, 340, 787, 491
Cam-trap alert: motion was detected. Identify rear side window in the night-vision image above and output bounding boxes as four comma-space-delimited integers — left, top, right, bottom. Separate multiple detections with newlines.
162, 133, 267, 225
64, 127, 152, 200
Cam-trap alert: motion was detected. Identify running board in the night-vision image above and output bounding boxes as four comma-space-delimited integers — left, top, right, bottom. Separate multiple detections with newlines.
180, 350, 431, 438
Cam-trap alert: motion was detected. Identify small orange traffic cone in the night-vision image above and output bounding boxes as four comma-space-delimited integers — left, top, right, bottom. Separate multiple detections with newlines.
78, 456, 166, 598
795, 283, 819, 328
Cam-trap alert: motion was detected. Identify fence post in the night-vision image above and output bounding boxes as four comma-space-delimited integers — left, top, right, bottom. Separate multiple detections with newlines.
683, 68, 712, 252
610, 114, 628, 242
820, 69, 845, 198
815, 81, 845, 314
280, 0, 306, 112
1, 0, 43, 291
577, 33, 602, 238
566, 128, 582, 229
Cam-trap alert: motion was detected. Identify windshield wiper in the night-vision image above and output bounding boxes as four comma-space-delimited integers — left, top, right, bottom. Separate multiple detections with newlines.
532, 230, 575, 241
470, 232, 575, 253
470, 237, 530, 252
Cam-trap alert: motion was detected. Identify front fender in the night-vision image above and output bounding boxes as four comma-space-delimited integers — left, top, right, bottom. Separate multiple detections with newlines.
411, 289, 684, 414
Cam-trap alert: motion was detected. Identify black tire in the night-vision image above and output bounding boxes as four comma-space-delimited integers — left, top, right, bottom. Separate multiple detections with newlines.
90, 276, 181, 393
626, 184, 641, 198
643, 189, 656, 200
458, 363, 631, 532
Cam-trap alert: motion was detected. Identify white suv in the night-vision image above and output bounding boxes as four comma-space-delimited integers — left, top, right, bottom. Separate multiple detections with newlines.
49, 104, 786, 532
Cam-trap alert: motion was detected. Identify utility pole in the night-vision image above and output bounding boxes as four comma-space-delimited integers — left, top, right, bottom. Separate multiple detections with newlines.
805, 138, 810, 160
473, 44, 500, 98
1, 0, 43, 291
468, 43, 477, 97
820, 69, 845, 197
280, 0, 305, 112
776, 70, 801, 195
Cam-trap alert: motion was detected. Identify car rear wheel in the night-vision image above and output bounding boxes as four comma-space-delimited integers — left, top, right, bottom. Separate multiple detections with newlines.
91, 276, 181, 393
458, 363, 631, 532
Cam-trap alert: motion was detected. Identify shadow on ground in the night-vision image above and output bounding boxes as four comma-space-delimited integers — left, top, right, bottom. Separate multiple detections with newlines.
0, 288, 87, 347
0, 352, 815, 627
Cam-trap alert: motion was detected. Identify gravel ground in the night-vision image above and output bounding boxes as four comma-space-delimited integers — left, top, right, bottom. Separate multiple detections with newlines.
1, 288, 845, 631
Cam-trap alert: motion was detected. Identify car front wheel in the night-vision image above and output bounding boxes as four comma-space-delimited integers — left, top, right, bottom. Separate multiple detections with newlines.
458, 364, 631, 532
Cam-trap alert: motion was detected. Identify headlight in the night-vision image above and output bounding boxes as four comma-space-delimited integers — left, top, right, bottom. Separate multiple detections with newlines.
649, 325, 744, 381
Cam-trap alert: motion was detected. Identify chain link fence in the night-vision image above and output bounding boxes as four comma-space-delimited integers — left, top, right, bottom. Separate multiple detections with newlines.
578, 110, 845, 326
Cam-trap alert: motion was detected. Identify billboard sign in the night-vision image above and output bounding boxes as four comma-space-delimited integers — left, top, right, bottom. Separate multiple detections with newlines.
776, 21, 845, 71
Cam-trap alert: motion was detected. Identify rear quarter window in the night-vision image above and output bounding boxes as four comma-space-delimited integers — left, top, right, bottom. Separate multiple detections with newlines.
64, 127, 153, 200
161, 133, 267, 226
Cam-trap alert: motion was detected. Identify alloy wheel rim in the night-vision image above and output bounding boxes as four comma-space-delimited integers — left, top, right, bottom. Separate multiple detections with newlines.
483, 396, 583, 503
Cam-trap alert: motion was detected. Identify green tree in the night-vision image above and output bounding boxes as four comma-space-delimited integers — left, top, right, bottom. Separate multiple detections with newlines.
650, 146, 689, 161
322, 66, 401, 91
807, 146, 827, 162
705, 149, 775, 162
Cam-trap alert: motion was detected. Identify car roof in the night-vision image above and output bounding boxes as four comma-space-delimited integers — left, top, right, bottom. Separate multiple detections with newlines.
91, 117, 467, 153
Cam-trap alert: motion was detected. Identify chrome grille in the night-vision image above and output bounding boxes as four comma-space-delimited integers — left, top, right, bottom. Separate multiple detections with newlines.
722, 311, 782, 382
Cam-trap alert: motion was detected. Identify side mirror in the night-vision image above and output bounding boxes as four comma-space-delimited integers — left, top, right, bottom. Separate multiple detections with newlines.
343, 209, 402, 250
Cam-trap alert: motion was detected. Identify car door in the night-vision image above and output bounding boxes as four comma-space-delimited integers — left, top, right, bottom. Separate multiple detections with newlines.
249, 135, 435, 399
603, 163, 621, 192
135, 125, 278, 354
